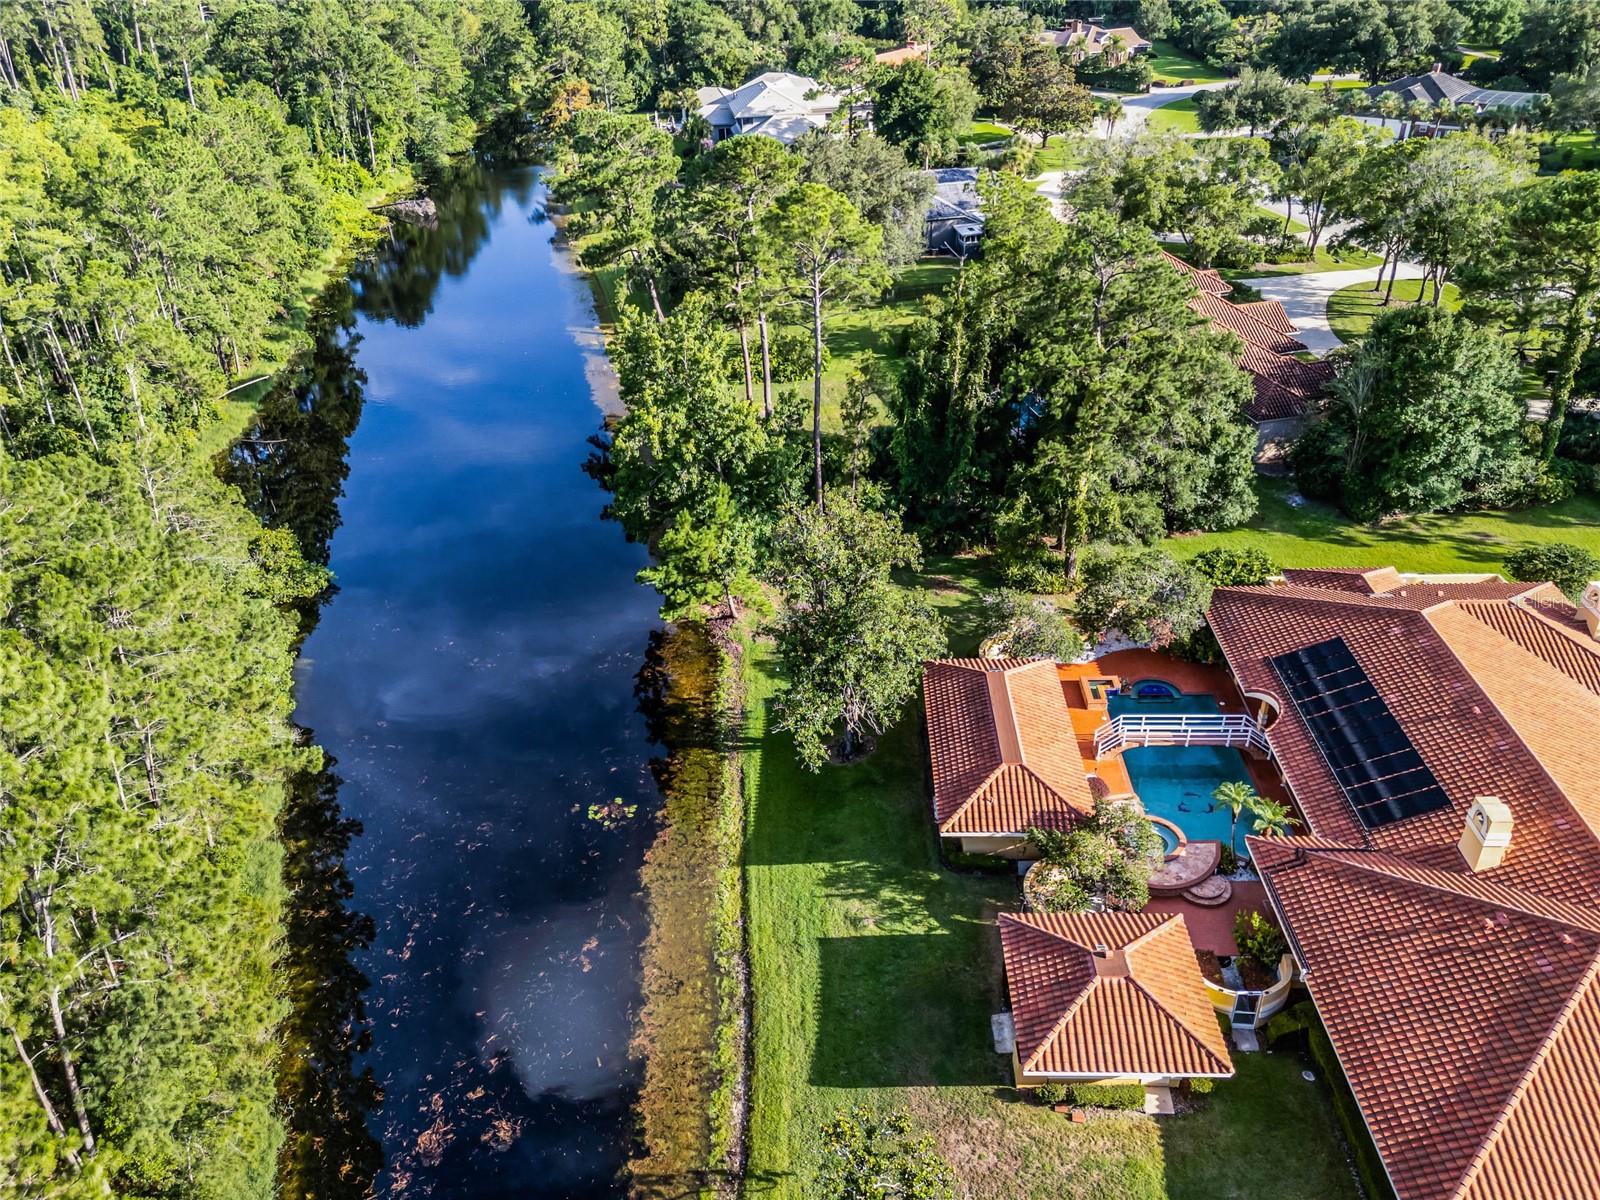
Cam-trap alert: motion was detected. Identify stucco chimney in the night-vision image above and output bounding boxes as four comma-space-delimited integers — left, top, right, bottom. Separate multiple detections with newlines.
1430, 61, 1442, 73
1580, 582, 1600, 639
1459, 796, 1513, 872
1071, 19, 1085, 33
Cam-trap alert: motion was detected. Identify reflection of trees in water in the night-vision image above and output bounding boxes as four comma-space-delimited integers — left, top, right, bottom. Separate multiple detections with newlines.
223, 290, 365, 579
276, 748, 383, 1200
221, 162, 526, 1197
351, 160, 534, 328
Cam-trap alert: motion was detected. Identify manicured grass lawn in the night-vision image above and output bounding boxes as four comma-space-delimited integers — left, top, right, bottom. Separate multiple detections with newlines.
1163, 241, 1382, 282
1257, 205, 1308, 234
958, 120, 1013, 145
1165, 477, 1600, 574
1032, 135, 1083, 174
741, 554, 1362, 1200
1145, 97, 1201, 134
1227, 243, 1384, 279
1146, 39, 1231, 85
803, 259, 958, 432
1326, 276, 1462, 342
1539, 132, 1600, 173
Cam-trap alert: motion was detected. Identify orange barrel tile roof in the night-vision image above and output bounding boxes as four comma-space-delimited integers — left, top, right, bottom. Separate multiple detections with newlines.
1207, 569, 1600, 1200
922, 658, 1095, 835
999, 911, 1234, 1079
1251, 838, 1600, 1200
1158, 249, 1332, 423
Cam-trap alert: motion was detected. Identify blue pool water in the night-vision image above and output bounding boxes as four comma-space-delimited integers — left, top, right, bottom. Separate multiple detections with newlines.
1109, 688, 1255, 846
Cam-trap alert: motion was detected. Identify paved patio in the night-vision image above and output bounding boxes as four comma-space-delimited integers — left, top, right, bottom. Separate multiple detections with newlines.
1147, 881, 1270, 956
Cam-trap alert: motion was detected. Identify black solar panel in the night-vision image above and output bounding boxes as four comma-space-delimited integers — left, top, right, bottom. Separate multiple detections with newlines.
1270, 637, 1450, 830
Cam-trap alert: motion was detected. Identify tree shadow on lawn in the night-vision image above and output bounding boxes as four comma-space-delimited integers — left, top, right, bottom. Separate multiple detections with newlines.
809, 933, 1012, 1089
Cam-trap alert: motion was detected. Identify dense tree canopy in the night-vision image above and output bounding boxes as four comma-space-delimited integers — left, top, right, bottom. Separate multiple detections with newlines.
767, 492, 945, 768
1, 443, 322, 1197
890, 174, 1257, 577
1293, 307, 1525, 520
0, 4, 537, 1192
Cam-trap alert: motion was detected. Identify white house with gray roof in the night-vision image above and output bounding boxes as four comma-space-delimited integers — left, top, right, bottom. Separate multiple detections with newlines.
695, 72, 843, 145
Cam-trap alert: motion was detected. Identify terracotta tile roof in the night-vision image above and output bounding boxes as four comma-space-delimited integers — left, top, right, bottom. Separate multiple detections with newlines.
1208, 582, 1600, 901
1251, 838, 1600, 1200
922, 658, 1095, 836
1234, 298, 1297, 336
1382, 580, 1554, 602
1160, 249, 1231, 295
1189, 291, 1308, 356
1212, 572, 1600, 1200
1282, 567, 1405, 595
1426, 604, 1600, 839
1159, 250, 1330, 422
999, 911, 1233, 1078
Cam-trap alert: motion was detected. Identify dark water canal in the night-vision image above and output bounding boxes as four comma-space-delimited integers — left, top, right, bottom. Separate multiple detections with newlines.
227, 163, 660, 1198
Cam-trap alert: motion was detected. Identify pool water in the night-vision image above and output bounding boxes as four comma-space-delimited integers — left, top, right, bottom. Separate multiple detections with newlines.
1109, 690, 1255, 848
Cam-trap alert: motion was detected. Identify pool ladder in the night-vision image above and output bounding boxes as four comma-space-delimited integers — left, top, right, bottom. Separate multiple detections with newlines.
1094, 713, 1273, 759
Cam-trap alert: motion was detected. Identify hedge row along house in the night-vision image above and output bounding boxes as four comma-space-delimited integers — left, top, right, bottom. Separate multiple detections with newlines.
923, 567, 1600, 1197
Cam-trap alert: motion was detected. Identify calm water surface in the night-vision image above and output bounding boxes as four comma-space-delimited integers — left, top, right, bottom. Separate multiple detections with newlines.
230, 164, 660, 1198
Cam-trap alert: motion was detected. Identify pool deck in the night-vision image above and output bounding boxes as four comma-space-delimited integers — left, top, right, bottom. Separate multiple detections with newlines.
1147, 882, 1270, 956
1056, 650, 1290, 957
1058, 650, 1296, 816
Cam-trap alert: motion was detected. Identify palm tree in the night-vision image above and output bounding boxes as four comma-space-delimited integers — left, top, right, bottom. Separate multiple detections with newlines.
1213, 781, 1258, 857
1431, 99, 1461, 137
1103, 32, 1128, 67
1404, 98, 1432, 140
1247, 795, 1301, 841
1375, 91, 1404, 136
1100, 97, 1124, 138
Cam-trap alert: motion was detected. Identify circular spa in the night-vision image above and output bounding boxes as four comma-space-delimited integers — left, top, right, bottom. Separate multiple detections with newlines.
1125, 677, 1182, 702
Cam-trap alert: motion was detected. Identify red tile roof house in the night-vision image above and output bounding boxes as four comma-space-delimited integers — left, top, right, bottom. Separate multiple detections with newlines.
1208, 567, 1600, 1200
925, 658, 1235, 1091
1161, 249, 1333, 466
922, 658, 1095, 859
1000, 911, 1234, 1089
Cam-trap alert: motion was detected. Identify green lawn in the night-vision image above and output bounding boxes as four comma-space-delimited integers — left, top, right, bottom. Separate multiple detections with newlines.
1223, 243, 1385, 279
958, 120, 1013, 146
1146, 38, 1231, 85
741, 554, 1363, 1200
1257, 205, 1308, 234
1166, 477, 1600, 574
1326, 276, 1462, 342
806, 259, 958, 432
1145, 97, 1201, 134
1032, 135, 1084, 174
1539, 132, 1600, 173
1162, 241, 1382, 282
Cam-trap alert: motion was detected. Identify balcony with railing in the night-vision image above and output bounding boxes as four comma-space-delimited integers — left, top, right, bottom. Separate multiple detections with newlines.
1094, 713, 1272, 759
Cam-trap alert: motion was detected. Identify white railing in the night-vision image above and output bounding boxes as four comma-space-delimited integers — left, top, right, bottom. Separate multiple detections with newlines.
1094, 713, 1272, 759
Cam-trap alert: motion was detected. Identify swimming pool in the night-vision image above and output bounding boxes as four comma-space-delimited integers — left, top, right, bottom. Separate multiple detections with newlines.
1108, 689, 1255, 848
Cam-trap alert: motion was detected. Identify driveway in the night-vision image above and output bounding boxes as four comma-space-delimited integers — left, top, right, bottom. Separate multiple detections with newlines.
1238, 262, 1425, 355
1088, 81, 1231, 138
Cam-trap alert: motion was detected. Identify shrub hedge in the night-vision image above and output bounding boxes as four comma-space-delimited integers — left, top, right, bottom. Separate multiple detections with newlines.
1064, 1082, 1147, 1110
1307, 1019, 1396, 1200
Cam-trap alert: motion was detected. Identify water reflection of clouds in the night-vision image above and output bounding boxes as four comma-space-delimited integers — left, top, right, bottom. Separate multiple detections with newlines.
477, 907, 638, 1103
288, 166, 656, 1197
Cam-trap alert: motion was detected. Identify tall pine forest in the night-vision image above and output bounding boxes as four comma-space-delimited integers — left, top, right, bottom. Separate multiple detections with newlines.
0, 3, 536, 1195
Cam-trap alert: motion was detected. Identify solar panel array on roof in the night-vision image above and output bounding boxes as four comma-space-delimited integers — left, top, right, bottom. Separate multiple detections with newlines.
1270, 637, 1450, 829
